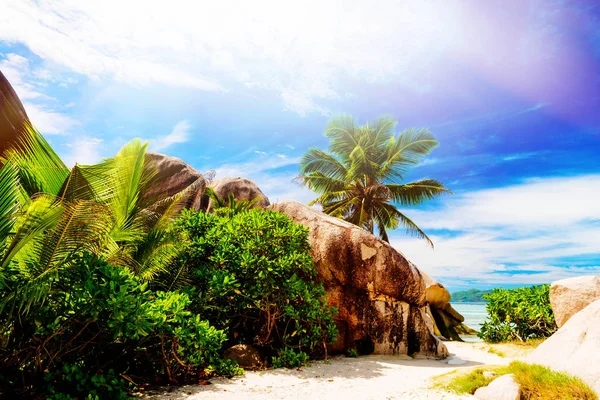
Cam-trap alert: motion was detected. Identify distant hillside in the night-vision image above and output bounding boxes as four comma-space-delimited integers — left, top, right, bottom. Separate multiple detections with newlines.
451, 288, 492, 302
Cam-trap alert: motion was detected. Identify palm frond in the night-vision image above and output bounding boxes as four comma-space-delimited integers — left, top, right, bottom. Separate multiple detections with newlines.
144, 176, 205, 230
0, 195, 63, 270
299, 148, 348, 181
57, 164, 97, 202
380, 202, 434, 248
386, 179, 451, 206
324, 114, 360, 160
0, 162, 20, 248
299, 172, 348, 196
378, 128, 439, 181
370, 115, 397, 148
131, 229, 182, 281
1, 122, 69, 197
5, 198, 115, 314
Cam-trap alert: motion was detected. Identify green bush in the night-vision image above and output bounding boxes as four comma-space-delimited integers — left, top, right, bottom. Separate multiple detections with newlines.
44, 364, 132, 400
346, 349, 359, 358
478, 285, 556, 342
174, 208, 338, 358
0, 253, 238, 397
272, 348, 310, 369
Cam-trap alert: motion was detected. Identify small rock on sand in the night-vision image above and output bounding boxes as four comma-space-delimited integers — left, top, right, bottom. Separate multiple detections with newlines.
474, 374, 520, 400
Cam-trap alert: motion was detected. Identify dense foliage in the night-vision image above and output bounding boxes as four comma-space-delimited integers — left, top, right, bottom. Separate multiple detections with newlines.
298, 114, 449, 244
0, 254, 240, 398
478, 285, 557, 342
174, 208, 338, 361
451, 288, 492, 302
0, 125, 338, 397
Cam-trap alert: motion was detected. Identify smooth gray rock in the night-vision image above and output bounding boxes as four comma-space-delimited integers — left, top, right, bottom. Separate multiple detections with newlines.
550, 276, 600, 327
474, 374, 521, 400
528, 299, 600, 395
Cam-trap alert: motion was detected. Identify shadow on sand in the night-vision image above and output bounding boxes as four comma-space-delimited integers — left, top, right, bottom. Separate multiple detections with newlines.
147, 352, 485, 399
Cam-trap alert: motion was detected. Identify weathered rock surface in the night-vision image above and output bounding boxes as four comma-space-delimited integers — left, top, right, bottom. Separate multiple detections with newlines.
0, 70, 29, 159
206, 177, 270, 210
223, 344, 264, 369
528, 299, 600, 395
422, 272, 473, 341
268, 200, 448, 358
144, 153, 207, 209
423, 272, 451, 308
550, 275, 600, 327
146, 159, 269, 213
474, 374, 521, 400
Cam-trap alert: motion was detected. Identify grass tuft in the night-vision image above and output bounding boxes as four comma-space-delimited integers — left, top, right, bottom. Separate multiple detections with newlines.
433, 367, 499, 394
486, 347, 506, 357
510, 361, 597, 400
433, 361, 597, 400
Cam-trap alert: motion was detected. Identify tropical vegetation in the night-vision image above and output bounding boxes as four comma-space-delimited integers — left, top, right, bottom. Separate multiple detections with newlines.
298, 114, 449, 245
174, 207, 338, 356
0, 123, 337, 398
478, 285, 557, 343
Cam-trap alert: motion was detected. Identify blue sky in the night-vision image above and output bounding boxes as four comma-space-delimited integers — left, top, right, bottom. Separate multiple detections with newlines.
1, 0, 599, 292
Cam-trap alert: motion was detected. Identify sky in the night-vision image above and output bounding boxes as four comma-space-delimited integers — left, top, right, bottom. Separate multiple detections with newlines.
1, 0, 599, 292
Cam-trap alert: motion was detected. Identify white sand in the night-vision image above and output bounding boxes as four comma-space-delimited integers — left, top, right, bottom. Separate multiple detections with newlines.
151, 342, 510, 400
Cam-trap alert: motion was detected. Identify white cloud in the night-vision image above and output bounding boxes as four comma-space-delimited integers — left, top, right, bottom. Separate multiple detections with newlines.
149, 120, 191, 152
281, 89, 330, 116
0, 53, 49, 100
22, 102, 77, 135
61, 136, 104, 167
205, 154, 315, 204
1, 0, 557, 115
389, 175, 600, 289
406, 175, 600, 231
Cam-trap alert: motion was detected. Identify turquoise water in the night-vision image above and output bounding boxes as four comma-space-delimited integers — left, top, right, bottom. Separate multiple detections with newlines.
451, 302, 488, 341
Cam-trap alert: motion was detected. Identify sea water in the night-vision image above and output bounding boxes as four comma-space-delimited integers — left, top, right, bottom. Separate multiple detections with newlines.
451, 302, 488, 342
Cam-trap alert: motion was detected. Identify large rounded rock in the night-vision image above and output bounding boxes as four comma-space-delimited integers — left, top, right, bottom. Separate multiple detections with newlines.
474, 374, 521, 400
0, 70, 29, 159
144, 153, 206, 210
422, 272, 451, 308
223, 344, 264, 369
268, 200, 447, 358
528, 299, 600, 395
422, 272, 472, 341
550, 276, 600, 327
206, 177, 270, 210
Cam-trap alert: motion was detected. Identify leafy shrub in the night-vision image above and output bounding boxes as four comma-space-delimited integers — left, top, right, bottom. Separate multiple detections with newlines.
44, 364, 132, 400
174, 208, 338, 358
272, 349, 310, 369
478, 285, 556, 343
0, 253, 238, 397
346, 349, 359, 358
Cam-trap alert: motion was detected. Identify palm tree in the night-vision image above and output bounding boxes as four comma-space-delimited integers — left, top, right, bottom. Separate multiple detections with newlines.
0, 123, 205, 313
298, 114, 450, 246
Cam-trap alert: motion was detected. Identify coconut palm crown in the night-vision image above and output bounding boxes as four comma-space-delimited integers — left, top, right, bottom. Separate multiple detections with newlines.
298, 114, 450, 246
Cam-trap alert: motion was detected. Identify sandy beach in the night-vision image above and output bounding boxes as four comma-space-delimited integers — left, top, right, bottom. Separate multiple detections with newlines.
151, 342, 520, 400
